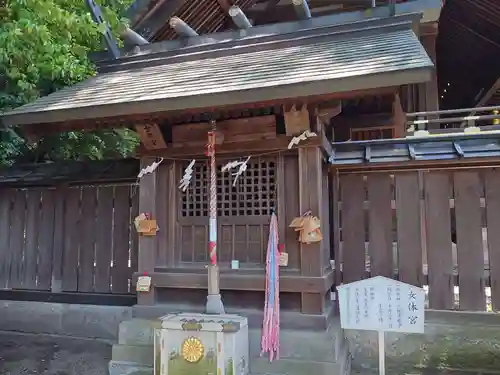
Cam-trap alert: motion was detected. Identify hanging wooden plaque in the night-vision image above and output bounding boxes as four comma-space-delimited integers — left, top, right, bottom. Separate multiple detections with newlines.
284, 104, 310, 136
279, 252, 289, 267
138, 219, 158, 236
136, 276, 152, 292
134, 213, 159, 236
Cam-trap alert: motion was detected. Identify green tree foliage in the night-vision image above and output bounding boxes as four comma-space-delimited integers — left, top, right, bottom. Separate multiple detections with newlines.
0, 0, 139, 166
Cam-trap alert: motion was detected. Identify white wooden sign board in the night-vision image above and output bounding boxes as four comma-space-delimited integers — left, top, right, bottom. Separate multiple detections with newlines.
337, 276, 425, 375
337, 276, 425, 333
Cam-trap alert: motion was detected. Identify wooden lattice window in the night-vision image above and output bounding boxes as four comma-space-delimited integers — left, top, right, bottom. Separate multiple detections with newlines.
350, 126, 394, 141
181, 158, 277, 217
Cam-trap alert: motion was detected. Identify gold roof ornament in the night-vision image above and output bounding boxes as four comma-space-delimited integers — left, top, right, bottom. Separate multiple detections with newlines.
493, 110, 499, 125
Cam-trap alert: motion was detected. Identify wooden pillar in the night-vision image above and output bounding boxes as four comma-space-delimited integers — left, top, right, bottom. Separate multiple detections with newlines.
137, 156, 158, 305
422, 34, 439, 112
420, 24, 440, 127
400, 84, 418, 114
155, 161, 177, 267
401, 25, 439, 129
298, 146, 326, 314
166, 162, 178, 266
393, 93, 406, 138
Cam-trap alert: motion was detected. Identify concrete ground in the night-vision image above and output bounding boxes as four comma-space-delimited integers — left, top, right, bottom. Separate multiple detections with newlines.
0, 332, 111, 375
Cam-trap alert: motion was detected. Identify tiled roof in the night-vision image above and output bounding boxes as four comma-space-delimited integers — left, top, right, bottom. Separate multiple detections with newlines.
329, 132, 500, 166
1, 14, 433, 127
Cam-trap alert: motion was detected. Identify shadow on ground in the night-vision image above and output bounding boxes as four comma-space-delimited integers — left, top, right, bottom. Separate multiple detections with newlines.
0, 332, 111, 375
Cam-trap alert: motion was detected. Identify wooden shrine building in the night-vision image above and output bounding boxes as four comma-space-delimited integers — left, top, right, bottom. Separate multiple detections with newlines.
0, 3, 438, 328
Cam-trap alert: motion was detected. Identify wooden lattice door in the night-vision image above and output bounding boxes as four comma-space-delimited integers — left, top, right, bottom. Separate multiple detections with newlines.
179, 157, 277, 266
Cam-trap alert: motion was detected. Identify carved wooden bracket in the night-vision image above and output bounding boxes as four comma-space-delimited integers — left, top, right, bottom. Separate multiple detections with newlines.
135, 123, 167, 150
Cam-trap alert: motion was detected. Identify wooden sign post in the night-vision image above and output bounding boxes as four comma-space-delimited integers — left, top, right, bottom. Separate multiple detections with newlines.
337, 276, 425, 375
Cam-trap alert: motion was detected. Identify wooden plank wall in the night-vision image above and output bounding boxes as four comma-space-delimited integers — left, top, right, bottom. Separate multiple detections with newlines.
0, 184, 139, 294
333, 167, 500, 312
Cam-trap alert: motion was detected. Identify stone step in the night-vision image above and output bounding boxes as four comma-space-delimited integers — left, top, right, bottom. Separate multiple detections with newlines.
112, 344, 154, 366
111, 317, 350, 375
109, 347, 351, 375
249, 320, 344, 363
117, 318, 345, 362
118, 319, 161, 346
250, 337, 350, 375
108, 361, 153, 375
250, 358, 342, 375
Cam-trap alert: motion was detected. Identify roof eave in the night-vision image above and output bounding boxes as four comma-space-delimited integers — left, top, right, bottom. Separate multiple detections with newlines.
1, 65, 434, 128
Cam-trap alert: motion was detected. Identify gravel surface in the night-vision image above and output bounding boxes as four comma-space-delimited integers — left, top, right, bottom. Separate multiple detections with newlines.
0, 332, 111, 375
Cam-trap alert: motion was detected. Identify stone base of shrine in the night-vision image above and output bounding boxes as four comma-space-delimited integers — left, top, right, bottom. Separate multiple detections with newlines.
109, 305, 350, 375
2, 301, 500, 374
0, 300, 349, 375
109, 319, 349, 375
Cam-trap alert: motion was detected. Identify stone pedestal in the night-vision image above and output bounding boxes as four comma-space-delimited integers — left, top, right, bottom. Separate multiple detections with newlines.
109, 309, 351, 375
155, 313, 249, 375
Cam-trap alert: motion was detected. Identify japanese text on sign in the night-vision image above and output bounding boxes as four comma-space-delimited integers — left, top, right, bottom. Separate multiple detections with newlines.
337, 276, 425, 334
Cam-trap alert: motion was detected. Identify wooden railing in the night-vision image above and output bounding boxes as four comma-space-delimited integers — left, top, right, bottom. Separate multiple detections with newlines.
406, 104, 500, 132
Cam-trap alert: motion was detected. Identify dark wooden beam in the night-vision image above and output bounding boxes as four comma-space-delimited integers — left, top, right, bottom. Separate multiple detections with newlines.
251, 0, 280, 24
333, 113, 394, 128
216, 0, 232, 12
136, 136, 321, 158
170, 115, 277, 148
250, 4, 343, 24
475, 78, 500, 108
0, 290, 136, 306
247, 0, 373, 24
132, 268, 334, 293
321, 131, 334, 162
251, 0, 372, 11
133, 0, 187, 39
249, 0, 435, 25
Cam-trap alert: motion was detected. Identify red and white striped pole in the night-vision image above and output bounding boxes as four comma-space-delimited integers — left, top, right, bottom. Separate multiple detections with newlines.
208, 125, 217, 267
206, 120, 225, 314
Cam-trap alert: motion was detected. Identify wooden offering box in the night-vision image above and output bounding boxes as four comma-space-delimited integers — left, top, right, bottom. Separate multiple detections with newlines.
155, 313, 249, 375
